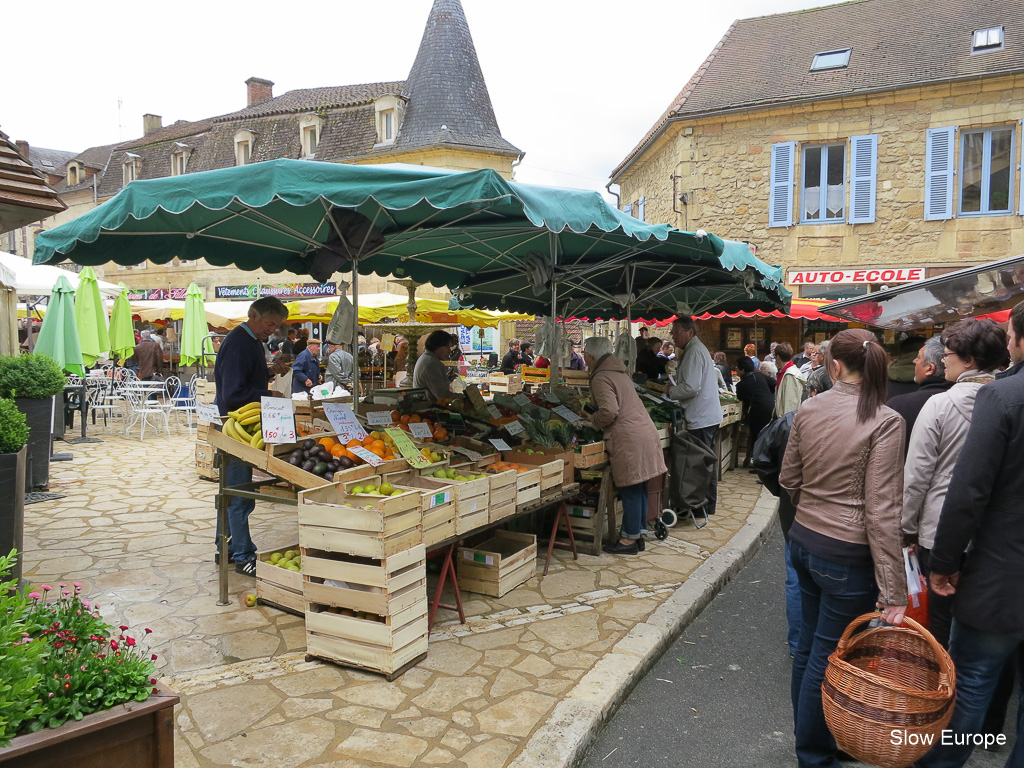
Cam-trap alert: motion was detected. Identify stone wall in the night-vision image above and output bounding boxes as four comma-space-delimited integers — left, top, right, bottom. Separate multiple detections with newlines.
616, 75, 1024, 277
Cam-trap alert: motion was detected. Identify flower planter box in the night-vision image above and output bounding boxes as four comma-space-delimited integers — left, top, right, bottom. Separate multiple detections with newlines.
0, 683, 179, 768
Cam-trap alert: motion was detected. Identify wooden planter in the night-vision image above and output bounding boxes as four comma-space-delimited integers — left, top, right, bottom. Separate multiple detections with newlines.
0, 684, 178, 768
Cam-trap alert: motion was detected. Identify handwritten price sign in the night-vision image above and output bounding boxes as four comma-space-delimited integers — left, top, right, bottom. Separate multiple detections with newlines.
409, 422, 433, 439
366, 411, 393, 427
322, 403, 366, 443
504, 419, 525, 436
386, 427, 432, 468
350, 446, 384, 467
261, 397, 296, 444
195, 401, 222, 425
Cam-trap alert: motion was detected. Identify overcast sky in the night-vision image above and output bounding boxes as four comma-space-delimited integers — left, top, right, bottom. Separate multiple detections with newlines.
4, 0, 825, 198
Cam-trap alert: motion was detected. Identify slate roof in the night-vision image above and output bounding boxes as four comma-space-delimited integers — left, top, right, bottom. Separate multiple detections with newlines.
396, 0, 521, 155
51, 143, 120, 194
25, 146, 78, 179
0, 129, 67, 232
612, 0, 1024, 179
216, 82, 405, 121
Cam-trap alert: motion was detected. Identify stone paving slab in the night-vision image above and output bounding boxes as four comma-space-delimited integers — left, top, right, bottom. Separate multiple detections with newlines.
22, 424, 777, 768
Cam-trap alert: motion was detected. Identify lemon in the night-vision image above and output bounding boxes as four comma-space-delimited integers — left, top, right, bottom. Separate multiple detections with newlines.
379, 482, 394, 496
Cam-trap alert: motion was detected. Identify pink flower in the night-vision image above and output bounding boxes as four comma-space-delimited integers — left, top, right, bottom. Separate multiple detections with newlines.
61, 590, 70, 597
152, 687, 159, 694
125, 637, 136, 647
82, 600, 90, 609
118, 625, 128, 631
73, 582, 82, 589
41, 585, 52, 592
80, 665, 87, 672
144, 628, 152, 635
109, 640, 118, 651
28, 591, 40, 599
58, 582, 67, 588
151, 654, 158, 661
48, 693, 54, 699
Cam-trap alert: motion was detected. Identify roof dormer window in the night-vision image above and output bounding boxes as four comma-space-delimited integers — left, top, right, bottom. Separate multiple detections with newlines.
298, 115, 323, 158
810, 48, 851, 72
234, 129, 255, 166
67, 163, 79, 186
972, 26, 1004, 52
171, 143, 190, 176
373, 95, 405, 147
122, 153, 141, 186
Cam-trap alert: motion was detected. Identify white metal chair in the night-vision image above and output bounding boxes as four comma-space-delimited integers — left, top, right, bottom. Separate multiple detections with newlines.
162, 375, 197, 432
122, 380, 171, 440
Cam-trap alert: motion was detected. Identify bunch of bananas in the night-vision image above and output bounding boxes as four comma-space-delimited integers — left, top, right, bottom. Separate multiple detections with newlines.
223, 402, 264, 448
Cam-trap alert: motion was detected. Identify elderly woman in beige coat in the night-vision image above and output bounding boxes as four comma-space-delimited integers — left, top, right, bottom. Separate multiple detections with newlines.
583, 336, 667, 555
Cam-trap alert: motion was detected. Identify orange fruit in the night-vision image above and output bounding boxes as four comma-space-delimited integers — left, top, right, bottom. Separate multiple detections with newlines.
346, 438, 361, 448
319, 437, 336, 450
370, 439, 385, 451
362, 435, 375, 447
399, 414, 411, 425
408, 414, 422, 423
330, 445, 345, 458
370, 446, 385, 458
390, 410, 400, 422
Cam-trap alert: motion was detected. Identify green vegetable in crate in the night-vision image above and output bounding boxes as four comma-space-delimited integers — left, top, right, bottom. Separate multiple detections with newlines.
523, 417, 555, 448
572, 423, 604, 446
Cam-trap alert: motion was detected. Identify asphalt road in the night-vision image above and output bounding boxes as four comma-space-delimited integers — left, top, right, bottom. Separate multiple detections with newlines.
579, 525, 1017, 768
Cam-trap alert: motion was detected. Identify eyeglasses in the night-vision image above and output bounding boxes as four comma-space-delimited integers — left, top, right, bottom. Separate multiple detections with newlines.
941, 351, 958, 359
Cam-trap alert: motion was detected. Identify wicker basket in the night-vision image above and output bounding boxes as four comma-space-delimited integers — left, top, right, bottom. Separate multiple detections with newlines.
822, 613, 955, 768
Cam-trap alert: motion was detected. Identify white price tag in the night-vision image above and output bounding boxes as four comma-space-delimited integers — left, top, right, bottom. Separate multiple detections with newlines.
261, 397, 296, 444
450, 445, 483, 462
349, 445, 384, 467
322, 403, 366, 443
489, 438, 512, 452
553, 405, 581, 423
196, 401, 222, 425
543, 393, 561, 404
486, 404, 502, 419
513, 394, 531, 407
367, 411, 393, 427
505, 419, 525, 436
409, 422, 433, 439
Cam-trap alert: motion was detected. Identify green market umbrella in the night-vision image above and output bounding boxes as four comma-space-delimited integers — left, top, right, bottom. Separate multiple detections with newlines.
179, 283, 208, 367
32, 160, 789, 315
35, 275, 83, 375
74, 266, 110, 368
108, 288, 136, 361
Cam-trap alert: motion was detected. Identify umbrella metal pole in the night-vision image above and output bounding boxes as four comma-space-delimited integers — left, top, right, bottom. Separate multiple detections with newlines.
351, 264, 360, 405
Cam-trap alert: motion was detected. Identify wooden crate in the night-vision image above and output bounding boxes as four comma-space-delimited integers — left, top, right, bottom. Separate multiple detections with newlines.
456, 507, 489, 535
385, 474, 457, 548
503, 449, 574, 484
656, 425, 672, 449
458, 531, 537, 597
489, 481, 516, 508
488, 374, 523, 395
298, 482, 423, 560
256, 544, 303, 615
196, 458, 218, 480
483, 467, 517, 493
488, 499, 516, 524
196, 422, 213, 441
422, 504, 457, 547
520, 366, 550, 383
573, 441, 608, 468
515, 468, 542, 506
195, 441, 215, 464
559, 369, 590, 386
303, 545, 428, 679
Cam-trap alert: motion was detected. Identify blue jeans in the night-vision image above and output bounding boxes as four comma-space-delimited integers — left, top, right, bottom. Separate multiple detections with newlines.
785, 540, 802, 656
917, 620, 1024, 768
215, 456, 257, 564
618, 481, 649, 539
790, 542, 879, 768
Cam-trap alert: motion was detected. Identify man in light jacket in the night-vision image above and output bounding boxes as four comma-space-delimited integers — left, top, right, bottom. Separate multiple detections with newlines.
324, 340, 354, 391
669, 317, 723, 515
774, 343, 805, 418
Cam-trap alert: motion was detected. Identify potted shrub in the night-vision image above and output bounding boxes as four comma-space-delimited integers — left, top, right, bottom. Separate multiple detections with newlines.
0, 401, 28, 585
0, 551, 177, 766
0, 354, 67, 490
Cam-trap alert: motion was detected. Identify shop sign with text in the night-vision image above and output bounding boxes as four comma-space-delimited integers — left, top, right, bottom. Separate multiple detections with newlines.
125, 288, 188, 300
214, 282, 337, 300
788, 268, 925, 285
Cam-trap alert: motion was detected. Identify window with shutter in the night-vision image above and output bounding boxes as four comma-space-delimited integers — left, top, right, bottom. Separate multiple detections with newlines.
622, 203, 633, 217
769, 142, 795, 227
925, 127, 956, 221
637, 197, 646, 222
1019, 120, 1024, 216
848, 134, 877, 224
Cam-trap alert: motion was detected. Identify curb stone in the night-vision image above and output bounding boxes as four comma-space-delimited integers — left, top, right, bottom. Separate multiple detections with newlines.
507, 487, 780, 768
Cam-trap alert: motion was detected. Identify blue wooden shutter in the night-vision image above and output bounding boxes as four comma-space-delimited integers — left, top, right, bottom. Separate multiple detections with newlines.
925, 127, 956, 221
848, 134, 877, 224
769, 142, 795, 227
1018, 120, 1024, 215
637, 196, 646, 222
622, 203, 633, 217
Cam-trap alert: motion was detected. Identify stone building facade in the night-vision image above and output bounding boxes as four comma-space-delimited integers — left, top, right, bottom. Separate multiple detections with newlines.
611, 0, 1024, 350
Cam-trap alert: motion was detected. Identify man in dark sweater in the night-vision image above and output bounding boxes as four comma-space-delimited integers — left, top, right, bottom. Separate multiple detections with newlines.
885, 337, 953, 457
214, 297, 290, 576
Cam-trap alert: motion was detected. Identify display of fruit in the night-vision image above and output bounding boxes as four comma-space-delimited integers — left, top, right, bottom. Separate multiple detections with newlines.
266, 551, 302, 571
348, 483, 405, 497
432, 467, 489, 482
489, 460, 530, 474
222, 402, 264, 448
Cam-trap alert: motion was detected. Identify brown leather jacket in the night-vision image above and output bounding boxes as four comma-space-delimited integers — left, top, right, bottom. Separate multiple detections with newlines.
780, 380, 907, 607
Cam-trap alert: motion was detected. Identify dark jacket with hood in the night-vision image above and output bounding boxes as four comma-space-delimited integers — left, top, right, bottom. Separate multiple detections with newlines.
886, 374, 955, 458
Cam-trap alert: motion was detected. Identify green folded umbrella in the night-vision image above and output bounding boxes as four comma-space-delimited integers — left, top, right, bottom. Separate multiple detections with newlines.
179, 282, 208, 367
35, 274, 84, 375
108, 288, 136, 361
74, 266, 110, 368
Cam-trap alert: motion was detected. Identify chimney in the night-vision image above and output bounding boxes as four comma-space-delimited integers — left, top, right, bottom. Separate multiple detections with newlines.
245, 77, 274, 106
14, 140, 29, 159
143, 114, 163, 136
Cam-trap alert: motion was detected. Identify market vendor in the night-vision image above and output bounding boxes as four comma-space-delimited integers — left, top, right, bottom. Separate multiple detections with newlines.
292, 338, 322, 393
582, 336, 667, 555
214, 296, 291, 576
413, 330, 456, 401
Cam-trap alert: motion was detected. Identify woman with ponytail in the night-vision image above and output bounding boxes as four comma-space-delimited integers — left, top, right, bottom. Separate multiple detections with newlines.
780, 328, 908, 768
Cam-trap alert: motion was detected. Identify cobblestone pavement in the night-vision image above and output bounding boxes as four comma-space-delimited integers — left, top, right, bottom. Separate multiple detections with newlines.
22, 423, 777, 768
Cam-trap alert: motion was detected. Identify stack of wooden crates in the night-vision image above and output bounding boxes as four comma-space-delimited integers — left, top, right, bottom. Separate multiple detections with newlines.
193, 378, 217, 480
297, 482, 429, 679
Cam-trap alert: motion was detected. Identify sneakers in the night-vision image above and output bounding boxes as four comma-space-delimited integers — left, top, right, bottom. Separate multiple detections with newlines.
602, 541, 639, 555
235, 560, 257, 577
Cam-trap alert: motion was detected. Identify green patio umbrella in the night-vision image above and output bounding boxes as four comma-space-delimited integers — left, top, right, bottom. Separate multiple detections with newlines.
74, 266, 110, 368
179, 283, 208, 367
35, 274, 83, 375
108, 288, 136, 361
